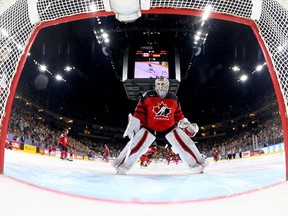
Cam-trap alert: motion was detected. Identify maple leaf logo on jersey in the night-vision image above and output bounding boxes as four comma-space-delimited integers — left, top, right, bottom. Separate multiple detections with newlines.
153, 102, 171, 117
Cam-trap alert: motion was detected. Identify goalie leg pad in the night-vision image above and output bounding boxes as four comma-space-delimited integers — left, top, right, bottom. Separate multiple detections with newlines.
123, 113, 140, 138
165, 127, 208, 170
112, 127, 156, 174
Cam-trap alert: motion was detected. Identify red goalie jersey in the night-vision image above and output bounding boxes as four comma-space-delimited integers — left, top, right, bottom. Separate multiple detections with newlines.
134, 90, 184, 132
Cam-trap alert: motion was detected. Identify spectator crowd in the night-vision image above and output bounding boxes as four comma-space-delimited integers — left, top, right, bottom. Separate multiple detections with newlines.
7, 100, 283, 162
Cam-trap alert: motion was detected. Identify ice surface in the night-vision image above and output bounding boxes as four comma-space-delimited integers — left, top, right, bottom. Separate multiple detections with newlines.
3, 149, 286, 203
1, 149, 288, 216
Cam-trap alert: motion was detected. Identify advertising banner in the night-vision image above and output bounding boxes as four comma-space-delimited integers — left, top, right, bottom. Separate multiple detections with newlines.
24, 144, 37, 154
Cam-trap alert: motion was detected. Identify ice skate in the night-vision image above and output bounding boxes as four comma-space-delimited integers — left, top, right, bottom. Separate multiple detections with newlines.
188, 154, 209, 174
198, 165, 206, 174
115, 166, 129, 175
197, 157, 209, 174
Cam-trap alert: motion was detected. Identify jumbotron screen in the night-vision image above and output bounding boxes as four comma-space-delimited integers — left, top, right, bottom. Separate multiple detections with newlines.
134, 49, 169, 78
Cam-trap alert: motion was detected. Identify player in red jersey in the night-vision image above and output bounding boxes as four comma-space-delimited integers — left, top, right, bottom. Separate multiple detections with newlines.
102, 144, 110, 162
48, 144, 53, 155
140, 143, 158, 167
212, 149, 219, 162
5, 140, 13, 150
58, 129, 69, 160
167, 147, 178, 165
112, 76, 208, 174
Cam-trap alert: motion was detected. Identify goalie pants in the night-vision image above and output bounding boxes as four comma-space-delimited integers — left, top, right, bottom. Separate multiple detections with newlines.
112, 126, 206, 174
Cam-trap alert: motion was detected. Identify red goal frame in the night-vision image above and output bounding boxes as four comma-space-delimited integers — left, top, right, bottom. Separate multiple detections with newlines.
0, 8, 287, 179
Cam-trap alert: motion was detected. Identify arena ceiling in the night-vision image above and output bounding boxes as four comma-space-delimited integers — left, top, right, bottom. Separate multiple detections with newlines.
16, 14, 274, 127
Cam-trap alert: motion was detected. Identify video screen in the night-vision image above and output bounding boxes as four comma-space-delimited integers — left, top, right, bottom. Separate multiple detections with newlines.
133, 48, 169, 78
134, 61, 169, 78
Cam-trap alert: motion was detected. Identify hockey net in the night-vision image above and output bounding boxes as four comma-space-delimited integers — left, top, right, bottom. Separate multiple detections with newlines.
0, 0, 287, 177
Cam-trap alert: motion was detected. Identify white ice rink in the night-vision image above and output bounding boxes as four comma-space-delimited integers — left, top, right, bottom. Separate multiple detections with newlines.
1, 149, 288, 216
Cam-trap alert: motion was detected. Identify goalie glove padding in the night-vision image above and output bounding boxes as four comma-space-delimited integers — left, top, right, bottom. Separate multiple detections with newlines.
123, 113, 141, 139
178, 118, 199, 137
178, 118, 190, 128
183, 123, 199, 137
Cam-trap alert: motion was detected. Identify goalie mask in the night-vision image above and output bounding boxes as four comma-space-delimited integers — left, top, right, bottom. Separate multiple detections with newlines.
155, 76, 169, 98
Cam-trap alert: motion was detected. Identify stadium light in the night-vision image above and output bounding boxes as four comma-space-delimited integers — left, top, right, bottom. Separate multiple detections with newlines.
55, 74, 66, 82
202, 5, 212, 21
239, 74, 248, 82
39, 65, 47, 72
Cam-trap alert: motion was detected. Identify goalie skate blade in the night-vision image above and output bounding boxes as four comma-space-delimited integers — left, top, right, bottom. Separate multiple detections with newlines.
198, 166, 205, 174
115, 170, 127, 175
115, 168, 128, 175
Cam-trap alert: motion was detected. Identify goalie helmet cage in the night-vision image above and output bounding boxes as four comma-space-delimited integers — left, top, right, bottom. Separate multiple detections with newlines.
0, 0, 287, 178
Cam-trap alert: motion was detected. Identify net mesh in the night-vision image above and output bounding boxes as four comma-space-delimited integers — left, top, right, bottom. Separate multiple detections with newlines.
259, 0, 288, 110
0, 0, 287, 130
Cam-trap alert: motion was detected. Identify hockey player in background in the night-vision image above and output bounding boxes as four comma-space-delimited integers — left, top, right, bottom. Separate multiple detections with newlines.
212, 149, 219, 162
58, 129, 69, 160
102, 144, 110, 162
112, 76, 208, 174
69, 148, 75, 161
140, 142, 158, 167
167, 147, 179, 165
48, 144, 56, 156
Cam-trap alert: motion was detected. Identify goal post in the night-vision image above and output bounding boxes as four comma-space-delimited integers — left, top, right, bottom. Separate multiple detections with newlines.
0, 0, 287, 180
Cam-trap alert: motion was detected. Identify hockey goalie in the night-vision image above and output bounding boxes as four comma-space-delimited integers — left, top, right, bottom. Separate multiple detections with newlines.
112, 76, 208, 174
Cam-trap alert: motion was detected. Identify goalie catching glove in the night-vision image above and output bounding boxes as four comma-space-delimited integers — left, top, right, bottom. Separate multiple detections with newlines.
178, 118, 199, 137
123, 113, 141, 139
